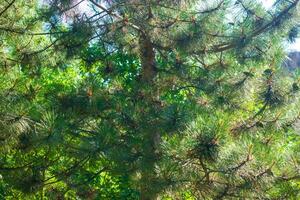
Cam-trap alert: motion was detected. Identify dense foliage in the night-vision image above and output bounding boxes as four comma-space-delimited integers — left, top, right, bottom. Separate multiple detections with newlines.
1, 0, 300, 199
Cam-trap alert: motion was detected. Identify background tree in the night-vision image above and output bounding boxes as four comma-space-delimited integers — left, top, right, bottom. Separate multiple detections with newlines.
1, 0, 300, 199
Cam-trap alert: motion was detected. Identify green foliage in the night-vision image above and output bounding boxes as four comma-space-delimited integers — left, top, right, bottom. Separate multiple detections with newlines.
1, 0, 300, 199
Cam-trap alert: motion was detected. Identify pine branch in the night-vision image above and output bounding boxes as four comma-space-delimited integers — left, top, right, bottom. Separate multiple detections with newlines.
0, 0, 15, 17
89, 0, 142, 33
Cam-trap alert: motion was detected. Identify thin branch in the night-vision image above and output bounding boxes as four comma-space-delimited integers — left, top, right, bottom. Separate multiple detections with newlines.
0, 0, 15, 17
89, 0, 142, 32
198, 0, 225, 14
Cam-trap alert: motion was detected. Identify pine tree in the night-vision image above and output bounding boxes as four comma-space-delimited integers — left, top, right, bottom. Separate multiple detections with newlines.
1, 0, 300, 199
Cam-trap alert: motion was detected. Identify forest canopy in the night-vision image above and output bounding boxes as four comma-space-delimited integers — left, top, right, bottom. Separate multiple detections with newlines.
1, 0, 300, 199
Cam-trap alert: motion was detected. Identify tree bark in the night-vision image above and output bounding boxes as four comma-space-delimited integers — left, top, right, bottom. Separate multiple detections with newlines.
140, 133, 158, 200
139, 35, 156, 82
139, 34, 159, 200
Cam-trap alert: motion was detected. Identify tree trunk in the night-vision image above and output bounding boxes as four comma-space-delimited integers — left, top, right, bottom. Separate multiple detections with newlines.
140, 133, 158, 200
139, 35, 159, 200
139, 35, 156, 82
